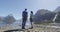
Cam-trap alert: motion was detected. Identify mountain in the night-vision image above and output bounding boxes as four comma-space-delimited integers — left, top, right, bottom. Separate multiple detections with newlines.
54, 6, 60, 12
35, 9, 51, 15
55, 12, 60, 23
3, 15, 16, 24
33, 9, 56, 23
0, 15, 16, 24
53, 6, 60, 23
33, 6, 60, 23
0, 16, 4, 21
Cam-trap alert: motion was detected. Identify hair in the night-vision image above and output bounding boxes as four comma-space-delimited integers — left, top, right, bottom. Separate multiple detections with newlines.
31, 11, 33, 14
25, 8, 27, 10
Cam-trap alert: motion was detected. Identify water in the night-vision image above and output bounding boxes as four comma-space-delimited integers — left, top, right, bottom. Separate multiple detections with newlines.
0, 20, 31, 29
0, 21, 7, 27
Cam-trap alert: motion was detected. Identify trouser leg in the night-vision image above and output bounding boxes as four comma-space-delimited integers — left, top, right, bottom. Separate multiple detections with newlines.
31, 21, 33, 27
31, 21, 32, 26
30, 18, 33, 27
22, 19, 26, 29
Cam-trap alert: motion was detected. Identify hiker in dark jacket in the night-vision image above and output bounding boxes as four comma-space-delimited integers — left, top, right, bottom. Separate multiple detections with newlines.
22, 8, 28, 29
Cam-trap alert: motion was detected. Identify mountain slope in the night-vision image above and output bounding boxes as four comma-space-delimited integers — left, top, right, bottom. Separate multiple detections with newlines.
33, 9, 56, 23
54, 6, 60, 12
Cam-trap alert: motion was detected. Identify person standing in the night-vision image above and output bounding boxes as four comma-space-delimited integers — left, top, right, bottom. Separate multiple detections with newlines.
29, 11, 33, 29
22, 8, 28, 29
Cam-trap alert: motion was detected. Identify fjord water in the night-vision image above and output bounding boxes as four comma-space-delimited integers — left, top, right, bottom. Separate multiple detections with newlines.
0, 20, 31, 29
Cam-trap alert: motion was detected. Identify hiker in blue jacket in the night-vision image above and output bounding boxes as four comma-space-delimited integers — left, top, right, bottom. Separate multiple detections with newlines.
22, 8, 28, 29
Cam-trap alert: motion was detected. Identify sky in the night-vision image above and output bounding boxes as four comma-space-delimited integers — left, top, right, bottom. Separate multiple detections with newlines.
0, 0, 60, 20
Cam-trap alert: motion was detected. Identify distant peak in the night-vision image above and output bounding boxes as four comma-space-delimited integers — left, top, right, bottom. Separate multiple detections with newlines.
55, 6, 60, 12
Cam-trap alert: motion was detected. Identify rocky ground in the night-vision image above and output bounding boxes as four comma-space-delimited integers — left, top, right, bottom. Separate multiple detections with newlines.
0, 23, 60, 32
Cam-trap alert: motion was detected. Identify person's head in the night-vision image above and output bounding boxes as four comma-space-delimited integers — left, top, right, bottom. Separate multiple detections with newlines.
31, 11, 33, 14
25, 8, 27, 11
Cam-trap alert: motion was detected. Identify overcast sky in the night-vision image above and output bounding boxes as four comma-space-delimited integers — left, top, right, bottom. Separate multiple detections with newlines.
0, 0, 60, 20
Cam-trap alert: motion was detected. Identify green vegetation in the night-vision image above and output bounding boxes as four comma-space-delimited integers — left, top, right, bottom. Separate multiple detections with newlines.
34, 21, 53, 25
